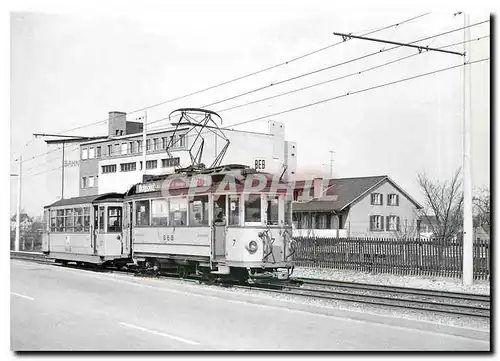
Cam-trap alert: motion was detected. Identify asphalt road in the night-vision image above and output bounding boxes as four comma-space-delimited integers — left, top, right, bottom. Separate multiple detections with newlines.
10, 260, 490, 351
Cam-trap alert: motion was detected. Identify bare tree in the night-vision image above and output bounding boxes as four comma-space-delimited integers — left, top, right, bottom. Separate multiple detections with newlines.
417, 169, 463, 265
473, 186, 490, 234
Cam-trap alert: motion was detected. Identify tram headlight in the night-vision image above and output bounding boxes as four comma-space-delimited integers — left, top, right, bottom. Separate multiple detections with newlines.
246, 240, 258, 254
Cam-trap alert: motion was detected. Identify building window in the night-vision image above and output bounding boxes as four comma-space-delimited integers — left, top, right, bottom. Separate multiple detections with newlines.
121, 143, 127, 155
162, 137, 168, 149
81, 177, 87, 188
371, 193, 383, 205
102, 164, 117, 173
89, 147, 95, 159
95, 176, 98, 186
170, 135, 176, 148
137, 140, 143, 153
388, 194, 399, 206
146, 160, 157, 169
387, 215, 400, 231
153, 138, 159, 151
81, 148, 88, 160
136, 200, 150, 226
107, 144, 112, 156
179, 134, 186, 147
120, 162, 136, 172
146, 139, 151, 151
161, 157, 180, 168
370, 215, 384, 231
114, 143, 120, 155
96, 146, 101, 158
88, 176, 95, 187
128, 142, 134, 154
244, 194, 261, 223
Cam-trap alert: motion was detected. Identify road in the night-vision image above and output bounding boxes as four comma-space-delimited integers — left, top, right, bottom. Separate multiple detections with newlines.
10, 259, 490, 351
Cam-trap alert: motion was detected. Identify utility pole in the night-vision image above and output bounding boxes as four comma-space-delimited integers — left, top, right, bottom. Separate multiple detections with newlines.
15, 157, 22, 252
142, 111, 147, 175
61, 141, 65, 199
333, 19, 474, 284
462, 12, 473, 286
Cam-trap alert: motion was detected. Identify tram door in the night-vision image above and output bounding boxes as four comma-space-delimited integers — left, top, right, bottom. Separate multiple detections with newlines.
213, 195, 227, 260
93, 205, 99, 255
123, 202, 133, 256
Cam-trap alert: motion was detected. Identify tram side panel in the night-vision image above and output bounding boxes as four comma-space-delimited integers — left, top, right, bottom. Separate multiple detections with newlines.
132, 227, 212, 260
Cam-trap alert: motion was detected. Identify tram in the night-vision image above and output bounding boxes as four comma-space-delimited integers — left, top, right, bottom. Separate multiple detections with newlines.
42, 192, 131, 266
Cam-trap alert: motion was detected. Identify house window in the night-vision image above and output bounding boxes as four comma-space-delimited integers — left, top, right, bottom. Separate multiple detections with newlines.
146, 160, 157, 169
387, 215, 400, 231
316, 214, 328, 229
137, 140, 143, 153
120, 162, 137, 172
107, 144, 112, 156
114, 143, 120, 154
81, 177, 87, 188
162, 137, 168, 149
89, 147, 95, 159
128, 142, 134, 154
146, 139, 151, 151
96, 146, 101, 158
161, 157, 180, 168
371, 193, 383, 205
121, 143, 127, 155
102, 164, 117, 173
153, 138, 159, 151
81, 148, 88, 160
388, 194, 399, 206
370, 215, 384, 231
88, 176, 95, 187
179, 134, 186, 147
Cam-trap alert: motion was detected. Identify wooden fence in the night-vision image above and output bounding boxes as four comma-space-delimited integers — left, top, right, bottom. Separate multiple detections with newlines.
293, 237, 490, 280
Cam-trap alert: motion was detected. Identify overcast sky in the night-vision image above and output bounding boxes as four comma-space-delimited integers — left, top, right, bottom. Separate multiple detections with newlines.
7, 2, 491, 216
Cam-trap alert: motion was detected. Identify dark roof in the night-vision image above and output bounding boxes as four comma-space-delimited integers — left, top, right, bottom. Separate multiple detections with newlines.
44, 192, 124, 208
293, 175, 422, 212
293, 176, 387, 212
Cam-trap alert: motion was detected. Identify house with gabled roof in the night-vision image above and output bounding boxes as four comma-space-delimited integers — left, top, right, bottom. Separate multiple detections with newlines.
291, 175, 423, 238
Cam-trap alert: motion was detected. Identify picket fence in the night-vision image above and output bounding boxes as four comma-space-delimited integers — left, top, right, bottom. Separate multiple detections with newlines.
293, 237, 490, 280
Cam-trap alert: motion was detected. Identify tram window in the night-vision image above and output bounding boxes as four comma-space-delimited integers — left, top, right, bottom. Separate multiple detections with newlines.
213, 195, 226, 224
99, 207, 105, 231
229, 195, 240, 226
108, 207, 122, 232
74, 208, 84, 232
189, 196, 209, 226
50, 210, 56, 232
152, 199, 168, 226
266, 197, 279, 225
56, 210, 64, 232
169, 198, 187, 226
244, 194, 261, 223
64, 209, 74, 232
83, 207, 90, 232
136, 200, 150, 226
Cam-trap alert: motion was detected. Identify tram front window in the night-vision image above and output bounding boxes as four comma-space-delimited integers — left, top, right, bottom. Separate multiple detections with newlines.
108, 207, 122, 232
244, 194, 261, 223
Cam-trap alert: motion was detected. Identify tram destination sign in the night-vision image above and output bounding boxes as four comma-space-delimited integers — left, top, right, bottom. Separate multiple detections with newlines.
136, 176, 211, 194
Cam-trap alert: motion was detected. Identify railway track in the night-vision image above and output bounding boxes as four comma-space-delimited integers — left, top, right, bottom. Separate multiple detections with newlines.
11, 253, 490, 318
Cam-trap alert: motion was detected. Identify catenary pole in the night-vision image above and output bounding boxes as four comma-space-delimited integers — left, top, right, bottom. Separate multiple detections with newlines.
142, 111, 147, 176
15, 156, 22, 252
462, 12, 473, 286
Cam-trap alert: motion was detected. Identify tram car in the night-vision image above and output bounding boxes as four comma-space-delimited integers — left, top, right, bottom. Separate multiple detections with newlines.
42, 192, 131, 266
123, 164, 296, 281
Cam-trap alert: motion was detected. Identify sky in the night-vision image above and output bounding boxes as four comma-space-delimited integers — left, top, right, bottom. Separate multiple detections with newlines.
6, 1, 492, 217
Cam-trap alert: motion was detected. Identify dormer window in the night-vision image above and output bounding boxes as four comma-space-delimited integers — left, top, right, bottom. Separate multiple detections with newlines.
371, 193, 383, 205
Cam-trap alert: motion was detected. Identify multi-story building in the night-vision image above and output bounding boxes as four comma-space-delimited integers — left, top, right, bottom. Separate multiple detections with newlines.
44, 111, 297, 203
292, 175, 423, 238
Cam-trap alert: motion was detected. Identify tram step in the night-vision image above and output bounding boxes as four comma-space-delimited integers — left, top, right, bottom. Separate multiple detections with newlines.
210, 264, 230, 275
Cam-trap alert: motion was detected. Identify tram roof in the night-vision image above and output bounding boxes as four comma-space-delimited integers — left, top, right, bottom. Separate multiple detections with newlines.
44, 192, 124, 208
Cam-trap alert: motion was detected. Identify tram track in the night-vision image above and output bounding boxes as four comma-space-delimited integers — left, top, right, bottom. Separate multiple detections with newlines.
11, 253, 490, 318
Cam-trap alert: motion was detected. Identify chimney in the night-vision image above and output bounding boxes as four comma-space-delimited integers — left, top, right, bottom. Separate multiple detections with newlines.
108, 111, 127, 138
313, 177, 323, 199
